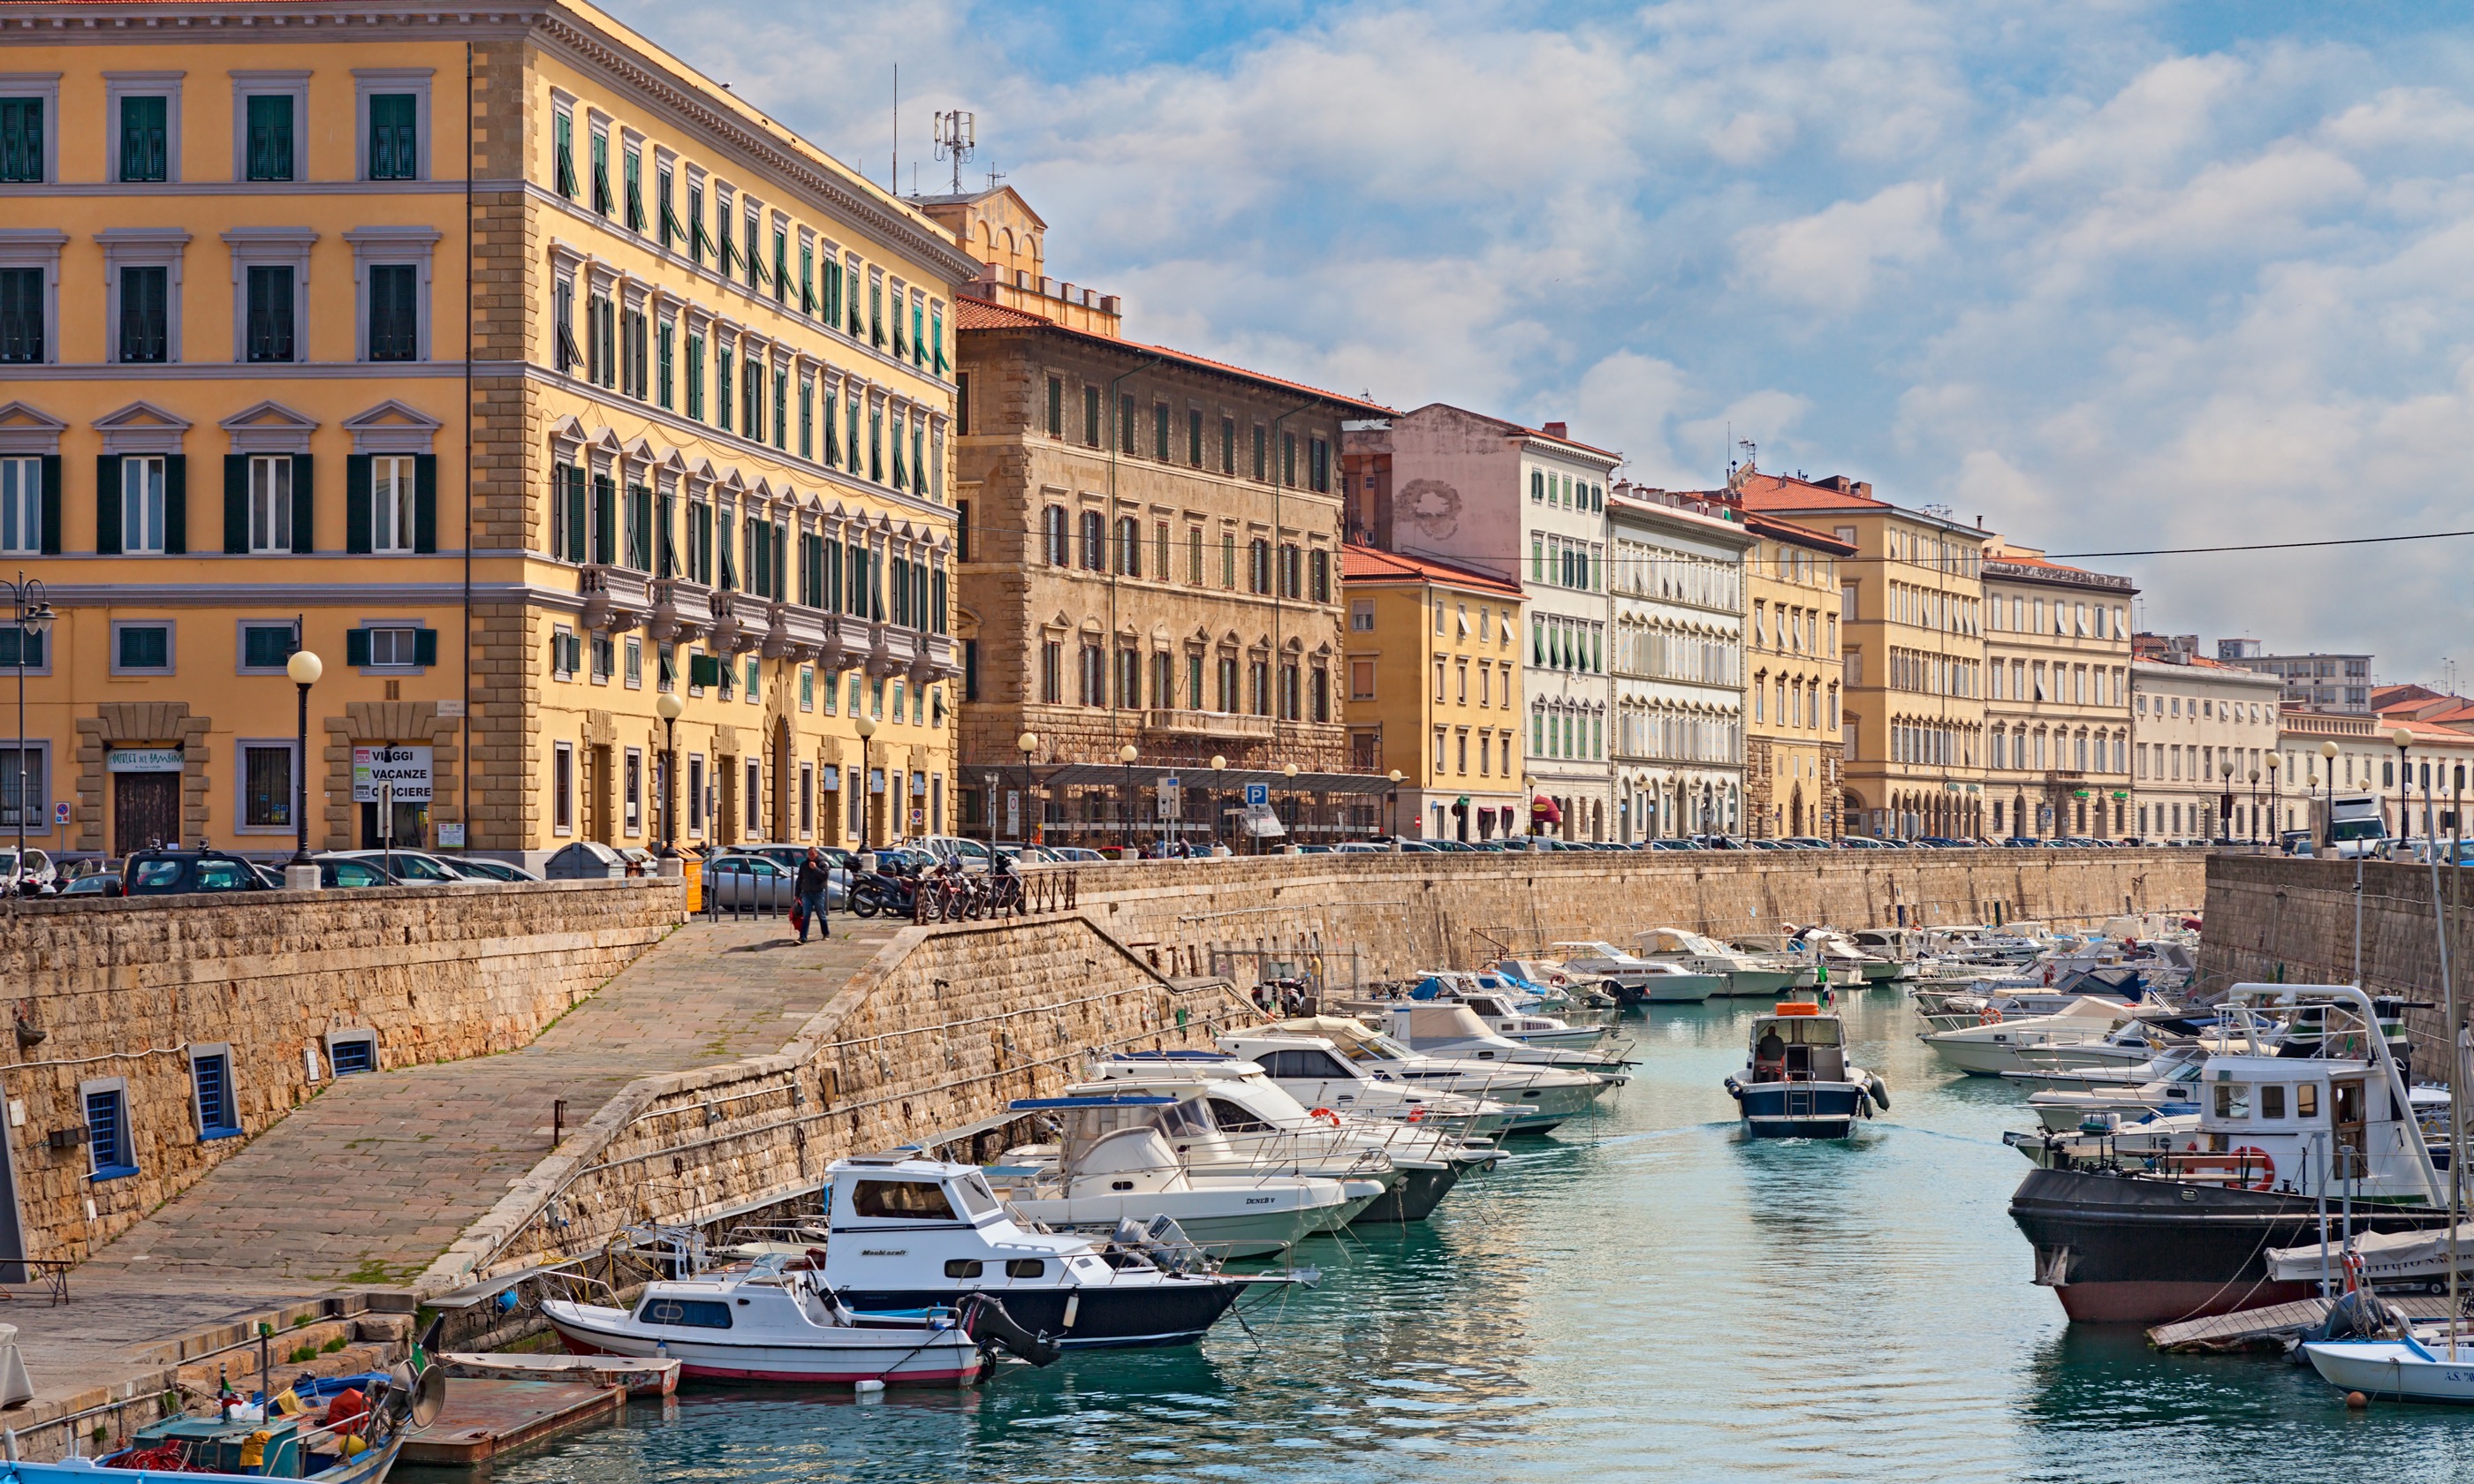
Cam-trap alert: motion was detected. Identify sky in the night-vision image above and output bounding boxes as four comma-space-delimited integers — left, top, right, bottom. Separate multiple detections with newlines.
605, 0, 2474, 685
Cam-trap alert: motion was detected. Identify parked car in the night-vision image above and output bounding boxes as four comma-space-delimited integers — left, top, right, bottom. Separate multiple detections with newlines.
717, 844, 849, 907
1039, 845, 1106, 863
57, 872, 123, 898
312, 855, 404, 890
445, 857, 544, 882
0, 846, 58, 895
123, 848, 274, 896
703, 852, 801, 911
323, 848, 474, 885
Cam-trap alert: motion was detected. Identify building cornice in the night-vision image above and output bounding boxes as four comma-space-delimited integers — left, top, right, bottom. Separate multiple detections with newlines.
1983, 558, 2136, 594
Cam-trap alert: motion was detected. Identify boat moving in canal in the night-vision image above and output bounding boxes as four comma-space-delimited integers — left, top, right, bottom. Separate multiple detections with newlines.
1723, 1000, 1887, 1139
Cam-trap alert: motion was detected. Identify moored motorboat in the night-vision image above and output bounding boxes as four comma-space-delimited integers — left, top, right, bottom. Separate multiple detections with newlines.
1550, 941, 1721, 1003
1225, 1019, 1612, 1134
1722, 1001, 1887, 1138
54, 1365, 434, 1480
1632, 928, 1805, 997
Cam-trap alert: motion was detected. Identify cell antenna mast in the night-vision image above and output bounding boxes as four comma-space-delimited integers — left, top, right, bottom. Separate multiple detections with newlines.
936, 110, 976, 194
890, 64, 898, 192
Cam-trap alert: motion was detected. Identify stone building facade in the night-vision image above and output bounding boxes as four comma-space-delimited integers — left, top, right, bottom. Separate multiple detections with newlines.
939, 193, 1385, 842
1737, 509, 1852, 839
1605, 487, 1749, 839
1981, 545, 2136, 839
2131, 637, 2284, 840
1341, 544, 1527, 841
0, 0, 967, 867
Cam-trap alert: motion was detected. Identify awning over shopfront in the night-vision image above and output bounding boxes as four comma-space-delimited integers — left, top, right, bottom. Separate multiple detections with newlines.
1530, 794, 1564, 824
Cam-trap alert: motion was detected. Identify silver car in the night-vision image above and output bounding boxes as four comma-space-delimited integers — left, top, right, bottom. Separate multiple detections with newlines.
702, 853, 800, 911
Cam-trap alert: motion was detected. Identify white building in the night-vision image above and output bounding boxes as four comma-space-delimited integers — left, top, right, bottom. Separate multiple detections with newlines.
1606, 486, 1749, 839
1345, 405, 1620, 839
2130, 635, 2285, 840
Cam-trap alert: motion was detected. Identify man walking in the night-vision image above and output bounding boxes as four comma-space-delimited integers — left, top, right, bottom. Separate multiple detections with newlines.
794, 847, 832, 943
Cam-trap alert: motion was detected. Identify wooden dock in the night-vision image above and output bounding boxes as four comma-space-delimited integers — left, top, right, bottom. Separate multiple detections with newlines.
399, 1377, 625, 1465
438, 1352, 680, 1397
2148, 1294, 2457, 1353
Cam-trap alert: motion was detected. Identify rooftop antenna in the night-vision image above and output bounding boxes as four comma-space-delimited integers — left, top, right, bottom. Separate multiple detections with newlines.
890, 64, 898, 193
936, 110, 976, 194
984, 161, 1006, 192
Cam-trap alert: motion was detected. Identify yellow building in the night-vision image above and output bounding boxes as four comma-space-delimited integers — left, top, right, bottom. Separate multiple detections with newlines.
1737, 509, 1853, 839
1736, 468, 1987, 840
1342, 545, 1526, 841
0, 0, 971, 865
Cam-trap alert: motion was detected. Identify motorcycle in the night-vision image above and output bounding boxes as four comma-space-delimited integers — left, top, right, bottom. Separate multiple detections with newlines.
846, 867, 915, 919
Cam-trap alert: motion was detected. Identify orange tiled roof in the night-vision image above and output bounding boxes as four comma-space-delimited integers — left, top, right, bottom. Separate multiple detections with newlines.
1341, 542, 1525, 599
1732, 471, 1884, 512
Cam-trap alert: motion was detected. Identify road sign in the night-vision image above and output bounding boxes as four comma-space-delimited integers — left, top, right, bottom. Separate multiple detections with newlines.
1006, 790, 1021, 837
1244, 783, 1270, 807
1158, 777, 1182, 818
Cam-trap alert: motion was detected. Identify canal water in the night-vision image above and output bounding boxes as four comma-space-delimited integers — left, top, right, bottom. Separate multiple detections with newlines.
489, 989, 2474, 1483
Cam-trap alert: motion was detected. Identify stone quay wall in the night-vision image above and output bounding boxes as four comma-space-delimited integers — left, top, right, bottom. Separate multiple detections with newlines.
436, 910, 1259, 1291
0, 881, 684, 1265
2202, 855, 2474, 1081
1066, 846, 2209, 988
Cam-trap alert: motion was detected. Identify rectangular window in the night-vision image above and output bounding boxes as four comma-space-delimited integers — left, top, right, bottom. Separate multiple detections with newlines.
243, 264, 292, 363
656, 320, 675, 409
119, 265, 169, 363
1188, 408, 1205, 466
0, 267, 42, 364
120, 456, 168, 554
624, 142, 644, 231
366, 263, 418, 361
116, 623, 171, 671
2, 457, 42, 553
685, 334, 705, 420
119, 95, 168, 182
239, 622, 295, 670
370, 455, 414, 554
0, 744, 46, 830
1252, 425, 1266, 481
1045, 375, 1064, 438
0, 96, 43, 183
1083, 385, 1101, 446
241, 745, 291, 829
87, 1085, 135, 1178
247, 455, 292, 552
798, 375, 814, 458
553, 110, 576, 198
245, 93, 293, 181
717, 344, 733, 432
553, 741, 574, 833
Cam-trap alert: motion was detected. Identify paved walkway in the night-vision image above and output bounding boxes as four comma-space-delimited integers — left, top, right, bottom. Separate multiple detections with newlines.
6, 914, 895, 1404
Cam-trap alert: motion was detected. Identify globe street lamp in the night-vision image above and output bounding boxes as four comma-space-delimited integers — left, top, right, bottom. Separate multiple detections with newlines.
1015, 731, 1038, 844
853, 713, 878, 852
2265, 753, 2280, 851
285, 648, 323, 874
1118, 742, 1138, 855
1281, 761, 1300, 852
2248, 768, 2261, 848
1210, 753, 1226, 850
656, 690, 685, 859
1387, 768, 1403, 843
2217, 755, 2236, 845
2, 574, 53, 892
2319, 739, 2341, 852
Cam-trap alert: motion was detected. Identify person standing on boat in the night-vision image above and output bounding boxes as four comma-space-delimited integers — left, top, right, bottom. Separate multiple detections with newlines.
794, 848, 833, 943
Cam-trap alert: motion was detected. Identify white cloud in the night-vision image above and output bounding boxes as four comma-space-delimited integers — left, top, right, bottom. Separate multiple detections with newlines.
1733, 180, 1948, 314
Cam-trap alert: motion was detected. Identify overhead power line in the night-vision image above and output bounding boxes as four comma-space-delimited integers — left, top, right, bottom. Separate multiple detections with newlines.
2046, 529, 2474, 559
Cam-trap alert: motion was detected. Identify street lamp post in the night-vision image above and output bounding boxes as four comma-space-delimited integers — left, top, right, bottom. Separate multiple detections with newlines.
2393, 727, 2417, 852
2, 575, 53, 896
2248, 769, 2261, 848
2265, 753, 2280, 851
1281, 761, 1299, 853
2319, 740, 2341, 853
1387, 768, 1402, 842
656, 691, 684, 859
853, 714, 877, 852
2217, 756, 2236, 845
1118, 743, 1138, 856
1015, 731, 1039, 844
1209, 753, 1226, 852
285, 648, 323, 885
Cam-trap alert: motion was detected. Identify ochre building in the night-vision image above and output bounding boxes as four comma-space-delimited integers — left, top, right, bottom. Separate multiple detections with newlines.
1981, 543, 2135, 839
1737, 508, 1851, 840
1340, 544, 1527, 842
0, 0, 968, 865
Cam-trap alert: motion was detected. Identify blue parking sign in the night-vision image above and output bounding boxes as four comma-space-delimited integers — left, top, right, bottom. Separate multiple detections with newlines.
1243, 783, 1270, 806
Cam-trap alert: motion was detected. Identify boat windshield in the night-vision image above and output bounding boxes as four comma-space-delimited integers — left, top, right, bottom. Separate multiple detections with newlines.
950, 1172, 1001, 1217
849, 1178, 958, 1219
1158, 1099, 1217, 1138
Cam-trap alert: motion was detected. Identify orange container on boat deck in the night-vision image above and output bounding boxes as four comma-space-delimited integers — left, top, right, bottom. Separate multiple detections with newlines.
1772, 1003, 1819, 1016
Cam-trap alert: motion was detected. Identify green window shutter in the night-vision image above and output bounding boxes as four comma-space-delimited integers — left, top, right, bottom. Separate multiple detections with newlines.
161, 454, 186, 553
414, 628, 439, 667
38, 455, 60, 554
568, 470, 588, 564
345, 453, 373, 553
553, 113, 576, 197
95, 457, 123, 552
689, 653, 720, 688
414, 453, 438, 553
223, 454, 250, 554
932, 307, 945, 375
291, 454, 314, 552
345, 627, 371, 667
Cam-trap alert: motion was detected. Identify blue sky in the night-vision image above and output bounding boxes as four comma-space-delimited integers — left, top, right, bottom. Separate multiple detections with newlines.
608, 0, 2474, 682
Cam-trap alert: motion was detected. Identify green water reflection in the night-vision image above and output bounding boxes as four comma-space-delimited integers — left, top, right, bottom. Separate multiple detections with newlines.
488, 991, 2474, 1483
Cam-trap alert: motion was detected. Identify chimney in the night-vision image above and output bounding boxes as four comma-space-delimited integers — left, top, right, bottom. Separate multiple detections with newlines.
1542, 421, 1567, 440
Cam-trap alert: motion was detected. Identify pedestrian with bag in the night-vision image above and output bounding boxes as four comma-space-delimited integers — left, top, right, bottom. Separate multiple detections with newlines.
793, 847, 832, 943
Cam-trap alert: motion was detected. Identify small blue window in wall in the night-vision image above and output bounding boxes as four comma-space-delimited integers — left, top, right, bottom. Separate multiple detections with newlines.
194, 1054, 239, 1139
330, 1038, 376, 1077
86, 1087, 136, 1180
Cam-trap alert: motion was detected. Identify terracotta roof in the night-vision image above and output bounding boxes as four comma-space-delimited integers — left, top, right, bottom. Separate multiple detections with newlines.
1340, 543, 1524, 598
1741, 511, 1856, 555
954, 296, 1392, 416
1732, 471, 1885, 512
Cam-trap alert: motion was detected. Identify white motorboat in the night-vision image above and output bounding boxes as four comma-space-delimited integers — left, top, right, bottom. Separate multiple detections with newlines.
1918, 997, 2154, 1077
1081, 1054, 1496, 1222
1550, 941, 1721, 1003
1453, 989, 1616, 1050
1223, 1019, 1612, 1134
1798, 928, 1901, 983
1722, 1000, 1888, 1138
816, 1155, 1272, 1350
2301, 1336, 2474, 1404
543, 1254, 992, 1385
2025, 1064, 2205, 1130
991, 1094, 1380, 1257
1632, 928, 1807, 997
1374, 1002, 1633, 1077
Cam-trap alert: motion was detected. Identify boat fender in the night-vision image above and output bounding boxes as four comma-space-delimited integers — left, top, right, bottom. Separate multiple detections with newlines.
959, 1292, 1062, 1367
1061, 1292, 1081, 1330
1865, 1074, 1891, 1113
1722, 1076, 1742, 1101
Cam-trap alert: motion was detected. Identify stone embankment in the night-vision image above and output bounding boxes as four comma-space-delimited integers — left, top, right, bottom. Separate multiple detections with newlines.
0, 880, 683, 1265
2201, 854, 2474, 1075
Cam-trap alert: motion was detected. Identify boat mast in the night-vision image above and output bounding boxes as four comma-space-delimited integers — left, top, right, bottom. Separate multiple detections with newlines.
2423, 776, 2463, 1358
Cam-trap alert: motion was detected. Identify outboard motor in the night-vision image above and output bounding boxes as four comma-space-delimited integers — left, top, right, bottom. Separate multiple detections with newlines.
959, 1292, 1062, 1367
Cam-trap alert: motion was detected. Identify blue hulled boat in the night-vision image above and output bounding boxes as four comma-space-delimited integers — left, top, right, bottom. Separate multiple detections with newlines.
1723, 1002, 1888, 1138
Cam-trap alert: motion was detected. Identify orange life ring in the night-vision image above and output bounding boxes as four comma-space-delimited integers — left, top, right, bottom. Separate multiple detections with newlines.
2230, 1145, 2276, 1190
1309, 1107, 1342, 1126
1978, 1005, 2003, 1026
2166, 1148, 2277, 1191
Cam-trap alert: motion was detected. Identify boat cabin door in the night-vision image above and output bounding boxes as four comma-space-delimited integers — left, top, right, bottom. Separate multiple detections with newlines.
2330, 1075, 2367, 1183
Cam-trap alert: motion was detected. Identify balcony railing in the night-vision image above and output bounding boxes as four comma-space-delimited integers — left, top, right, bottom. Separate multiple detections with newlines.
1143, 708, 1277, 740
579, 565, 653, 632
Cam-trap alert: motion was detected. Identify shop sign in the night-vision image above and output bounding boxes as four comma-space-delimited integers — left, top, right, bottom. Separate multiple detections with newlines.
106, 747, 183, 773
352, 745, 433, 803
